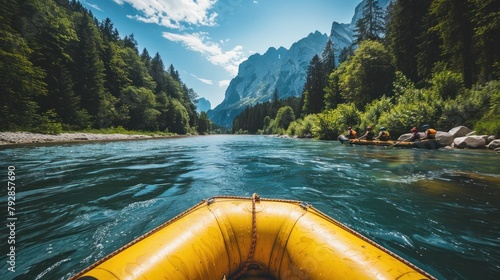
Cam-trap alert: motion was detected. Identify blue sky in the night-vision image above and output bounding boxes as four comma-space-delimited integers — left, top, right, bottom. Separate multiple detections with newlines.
82, 0, 361, 107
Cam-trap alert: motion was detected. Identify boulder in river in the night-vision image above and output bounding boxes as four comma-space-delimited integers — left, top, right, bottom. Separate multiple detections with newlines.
487, 139, 500, 150
449, 126, 473, 138
453, 136, 486, 149
436, 131, 454, 146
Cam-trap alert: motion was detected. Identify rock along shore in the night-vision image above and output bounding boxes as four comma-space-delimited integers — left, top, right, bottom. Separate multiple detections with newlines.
397, 126, 499, 152
0, 132, 169, 146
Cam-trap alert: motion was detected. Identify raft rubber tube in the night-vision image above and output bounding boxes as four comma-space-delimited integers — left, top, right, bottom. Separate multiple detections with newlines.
72, 196, 436, 280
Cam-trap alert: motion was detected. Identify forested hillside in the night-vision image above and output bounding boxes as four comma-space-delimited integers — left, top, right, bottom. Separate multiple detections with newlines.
233, 0, 499, 138
0, 0, 211, 135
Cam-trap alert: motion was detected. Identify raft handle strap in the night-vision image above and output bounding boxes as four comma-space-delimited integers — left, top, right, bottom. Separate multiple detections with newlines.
206, 197, 215, 205
300, 201, 311, 209
230, 193, 260, 280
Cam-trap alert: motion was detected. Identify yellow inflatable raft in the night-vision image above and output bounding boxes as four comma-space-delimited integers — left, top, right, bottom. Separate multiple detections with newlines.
72, 194, 435, 280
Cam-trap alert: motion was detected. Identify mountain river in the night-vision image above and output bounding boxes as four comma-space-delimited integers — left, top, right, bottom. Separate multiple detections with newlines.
1, 135, 499, 279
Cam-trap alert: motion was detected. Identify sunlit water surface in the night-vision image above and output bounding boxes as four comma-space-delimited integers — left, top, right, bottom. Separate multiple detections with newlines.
1, 135, 499, 279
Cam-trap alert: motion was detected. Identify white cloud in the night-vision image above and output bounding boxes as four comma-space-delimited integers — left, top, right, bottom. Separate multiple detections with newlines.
218, 80, 231, 87
114, 0, 218, 29
83, 1, 103, 11
191, 74, 213, 85
162, 32, 246, 76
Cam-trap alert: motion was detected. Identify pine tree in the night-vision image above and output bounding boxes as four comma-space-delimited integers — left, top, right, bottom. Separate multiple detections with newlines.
354, 0, 386, 44
150, 52, 168, 94
71, 12, 105, 127
100, 18, 119, 42
430, 0, 475, 87
168, 64, 180, 82
197, 111, 211, 135
302, 55, 325, 115
416, 9, 442, 83
29, 0, 82, 127
0, 26, 46, 130
471, 0, 500, 82
387, 0, 432, 83
123, 33, 138, 54
140, 48, 151, 69
321, 39, 336, 74
338, 46, 354, 65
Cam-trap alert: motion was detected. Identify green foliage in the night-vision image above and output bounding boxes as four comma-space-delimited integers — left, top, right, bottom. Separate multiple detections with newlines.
339, 40, 395, 109
287, 115, 318, 138
262, 119, 277, 135
324, 67, 342, 110
315, 110, 341, 140
474, 81, 500, 136
360, 96, 393, 130
165, 98, 190, 134
439, 80, 499, 131
378, 103, 423, 137
232, 97, 301, 134
314, 104, 362, 140
197, 111, 212, 135
430, 0, 475, 87
393, 71, 416, 97
471, 0, 500, 82
302, 55, 326, 114
0, 26, 46, 130
386, 0, 432, 82
430, 64, 465, 100
380, 101, 435, 137
322, 39, 336, 75
374, 71, 437, 136
275, 106, 295, 130
35, 110, 63, 135
119, 86, 160, 131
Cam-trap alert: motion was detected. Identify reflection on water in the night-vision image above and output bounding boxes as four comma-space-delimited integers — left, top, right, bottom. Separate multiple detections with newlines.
0, 135, 499, 279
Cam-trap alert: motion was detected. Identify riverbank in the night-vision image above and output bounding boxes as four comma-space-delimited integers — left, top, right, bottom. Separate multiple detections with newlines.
0, 131, 173, 146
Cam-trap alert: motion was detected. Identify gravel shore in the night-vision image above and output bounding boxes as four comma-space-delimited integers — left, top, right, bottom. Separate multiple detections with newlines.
0, 132, 160, 146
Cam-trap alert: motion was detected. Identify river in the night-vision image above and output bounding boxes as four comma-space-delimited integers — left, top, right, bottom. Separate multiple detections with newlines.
1, 135, 499, 279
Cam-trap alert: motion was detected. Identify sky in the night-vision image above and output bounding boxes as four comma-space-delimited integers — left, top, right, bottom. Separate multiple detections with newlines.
82, 0, 362, 108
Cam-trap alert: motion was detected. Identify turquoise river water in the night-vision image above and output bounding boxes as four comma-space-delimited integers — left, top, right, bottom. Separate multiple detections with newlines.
1, 135, 499, 279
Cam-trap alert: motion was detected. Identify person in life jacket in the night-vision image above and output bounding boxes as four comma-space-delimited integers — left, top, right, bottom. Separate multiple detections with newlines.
346, 127, 357, 139
358, 126, 374, 140
421, 124, 437, 140
374, 126, 390, 141
406, 127, 421, 142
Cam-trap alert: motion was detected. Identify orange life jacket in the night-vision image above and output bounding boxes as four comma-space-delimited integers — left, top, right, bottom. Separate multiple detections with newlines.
427, 128, 437, 139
